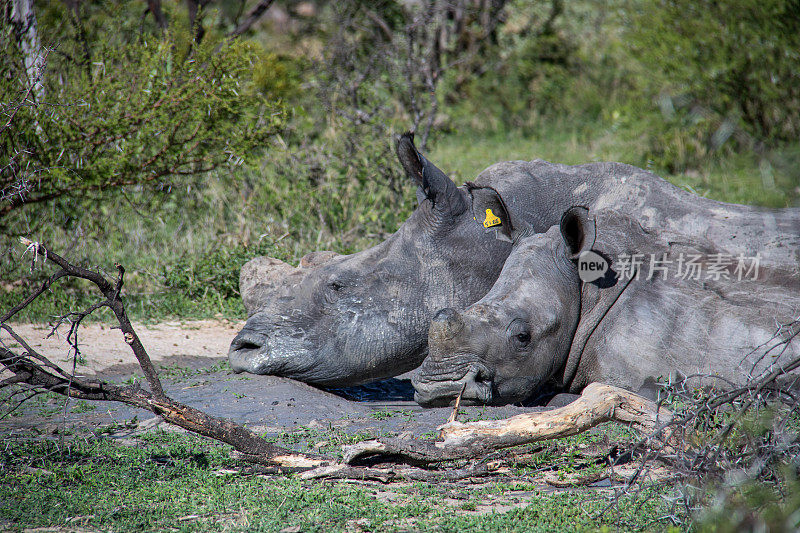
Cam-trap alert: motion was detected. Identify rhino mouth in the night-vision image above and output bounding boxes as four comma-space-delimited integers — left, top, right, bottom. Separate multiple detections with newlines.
412, 361, 494, 407
228, 331, 272, 374
228, 328, 319, 380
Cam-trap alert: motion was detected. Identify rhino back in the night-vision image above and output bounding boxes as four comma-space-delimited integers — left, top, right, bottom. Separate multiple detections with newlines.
476, 160, 800, 271
577, 276, 800, 391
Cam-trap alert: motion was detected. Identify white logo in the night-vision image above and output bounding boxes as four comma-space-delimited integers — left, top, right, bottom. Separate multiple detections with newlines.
577, 250, 609, 282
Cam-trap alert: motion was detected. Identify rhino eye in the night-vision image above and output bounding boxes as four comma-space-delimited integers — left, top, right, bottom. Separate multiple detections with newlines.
508, 319, 531, 350
328, 281, 345, 292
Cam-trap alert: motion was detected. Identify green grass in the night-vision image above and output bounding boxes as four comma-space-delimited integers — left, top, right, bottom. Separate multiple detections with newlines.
432, 126, 799, 208
0, 429, 687, 532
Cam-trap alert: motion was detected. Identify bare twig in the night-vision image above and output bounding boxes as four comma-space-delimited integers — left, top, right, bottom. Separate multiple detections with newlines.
16, 238, 165, 398
227, 0, 275, 38
0, 239, 328, 469
447, 382, 467, 424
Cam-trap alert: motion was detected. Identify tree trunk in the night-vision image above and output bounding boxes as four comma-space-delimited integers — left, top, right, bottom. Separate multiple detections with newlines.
8, 0, 45, 101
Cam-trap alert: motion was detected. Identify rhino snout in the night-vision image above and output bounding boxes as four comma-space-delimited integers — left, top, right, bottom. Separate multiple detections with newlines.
413, 362, 494, 407
228, 331, 271, 374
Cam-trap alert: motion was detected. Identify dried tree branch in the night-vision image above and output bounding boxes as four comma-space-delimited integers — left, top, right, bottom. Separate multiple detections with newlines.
17, 238, 165, 398
0, 346, 326, 469
227, 0, 274, 38
1, 238, 328, 469
338, 383, 674, 467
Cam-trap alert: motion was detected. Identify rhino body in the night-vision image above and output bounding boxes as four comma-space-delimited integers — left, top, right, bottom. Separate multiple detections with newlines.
414, 189, 800, 407
231, 142, 799, 389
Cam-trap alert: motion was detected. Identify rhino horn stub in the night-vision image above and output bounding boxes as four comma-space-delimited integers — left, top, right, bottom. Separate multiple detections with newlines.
299, 251, 340, 269
429, 308, 465, 343
239, 251, 341, 315
239, 256, 295, 315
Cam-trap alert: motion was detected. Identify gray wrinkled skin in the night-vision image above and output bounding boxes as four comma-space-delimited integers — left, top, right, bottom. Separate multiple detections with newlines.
415, 195, 800, 406
229, 201, 508, 386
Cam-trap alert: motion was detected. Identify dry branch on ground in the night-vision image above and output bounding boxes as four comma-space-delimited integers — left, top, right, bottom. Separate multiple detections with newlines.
1, 239, 325, 470
313, 382, 675, 476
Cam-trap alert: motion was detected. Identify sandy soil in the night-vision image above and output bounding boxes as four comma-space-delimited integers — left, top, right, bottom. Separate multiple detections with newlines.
2, 319, 245, 376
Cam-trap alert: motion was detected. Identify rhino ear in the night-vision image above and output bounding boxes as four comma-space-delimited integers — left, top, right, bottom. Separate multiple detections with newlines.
395, 132, 424, 187
470, 186, 531, 243
394, 132, 466, 214
559, 206, 596, 259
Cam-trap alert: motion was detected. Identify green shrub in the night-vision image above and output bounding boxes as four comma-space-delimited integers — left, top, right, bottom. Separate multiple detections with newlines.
623, 0, 800, 169
451, 31, 579, 131
1, 2, 285, 219
162, 240, 293, 300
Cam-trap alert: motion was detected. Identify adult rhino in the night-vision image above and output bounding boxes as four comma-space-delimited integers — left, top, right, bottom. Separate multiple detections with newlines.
229, 133, 518, 386
413, 189, 800, 407
230, 136, 799, 388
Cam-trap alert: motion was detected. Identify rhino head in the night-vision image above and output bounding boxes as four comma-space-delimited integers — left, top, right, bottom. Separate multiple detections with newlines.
413, 188, 597, 406
228, 134, 513, 387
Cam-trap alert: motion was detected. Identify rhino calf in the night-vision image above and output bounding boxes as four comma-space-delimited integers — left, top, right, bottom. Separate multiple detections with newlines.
414, 189, 800, 406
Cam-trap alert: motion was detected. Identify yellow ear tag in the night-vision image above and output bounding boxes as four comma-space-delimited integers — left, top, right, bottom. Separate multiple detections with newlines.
483, 208, 501, 228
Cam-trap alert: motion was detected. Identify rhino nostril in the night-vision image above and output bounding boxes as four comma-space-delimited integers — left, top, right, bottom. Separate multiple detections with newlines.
231, 333, 266, 353
237, 341, 260, 351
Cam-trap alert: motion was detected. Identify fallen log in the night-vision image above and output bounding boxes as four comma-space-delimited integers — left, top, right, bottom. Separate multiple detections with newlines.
341, 383, 674, 466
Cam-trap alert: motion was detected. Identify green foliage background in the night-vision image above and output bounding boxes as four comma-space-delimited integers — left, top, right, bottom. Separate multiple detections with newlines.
1, 3, 284, 217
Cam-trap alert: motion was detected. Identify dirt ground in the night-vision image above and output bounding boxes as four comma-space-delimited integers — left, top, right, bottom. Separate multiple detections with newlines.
1, 319, 542, 439
2, 319, 244, 377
